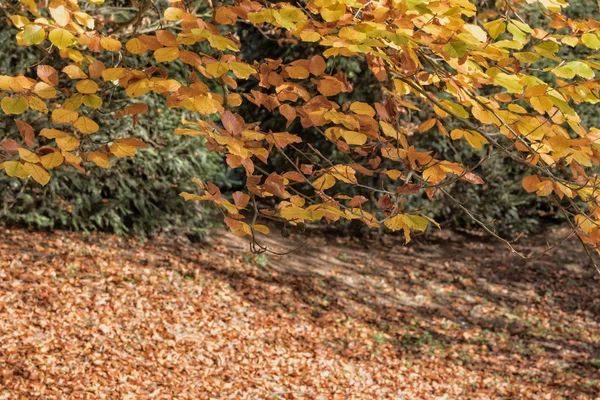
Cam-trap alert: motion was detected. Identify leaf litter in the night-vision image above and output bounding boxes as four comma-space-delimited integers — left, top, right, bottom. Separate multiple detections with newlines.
0, 227, 599, 399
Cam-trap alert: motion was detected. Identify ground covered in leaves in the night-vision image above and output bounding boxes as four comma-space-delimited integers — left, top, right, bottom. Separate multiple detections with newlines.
0, 227, 599, 399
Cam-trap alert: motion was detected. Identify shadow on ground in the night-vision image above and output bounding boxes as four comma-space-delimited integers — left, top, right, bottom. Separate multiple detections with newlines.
205, 227, 600, 397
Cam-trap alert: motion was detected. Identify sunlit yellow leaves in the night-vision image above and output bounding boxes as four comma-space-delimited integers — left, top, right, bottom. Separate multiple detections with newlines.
450, 129, 488, 149
341, 130, 367, 145
314, 174, 336, 190
442, 41, 467, 58
101, 68, 126, 82
74, 11, 94, 29
9, 15, 29, 28
83, 94, 102, 108
1, 97, 28, 114
23, 162, 49, 185
3, 161, 30, 178
384, 213, 429, 242
52, 108, 78, 123
193, 96, 220, 115
350, 102, 375, 117
100, 37, 122, 52
63, 65, 88, 79
164, 7, 184, 21
514, 52, 539, 63
154, 47, 180, 63
206, 61, 230, 77
41, 151, 64, 169
88, 152, 110, 168
31, 82, 55, 99
49, 5, 70, 27
56, 135, 80, 151
418, 118, 437, 133
463, 24, 487, 42
494, 73, 523, 94
75, 79, 98, 94
110, 142, 136, 157
48, 28, 74, 49
575, 214, 595, 234
280, 205, 324, 222
582, 33, 600, 50
62, 150, 82, 167
553, 61, 594, 79
22, 24, 45, 45
41, 124, 66, 142
73, 116, 99, 134
320, 3, 346, 22
125, 38, 147, 55
331, 165, 356, 184
207, 35, 239, 52
229, 62, 255, 79
484, 19, 506, 39
126, 80, 151, 98
18, 148, 40, 163
109, 138, 146, 158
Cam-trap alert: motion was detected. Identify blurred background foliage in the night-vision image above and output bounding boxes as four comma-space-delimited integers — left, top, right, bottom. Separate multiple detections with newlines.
1, 0, 598, 237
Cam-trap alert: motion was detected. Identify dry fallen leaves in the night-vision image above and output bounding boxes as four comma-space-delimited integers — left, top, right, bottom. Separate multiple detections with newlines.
0, 228, 598, 399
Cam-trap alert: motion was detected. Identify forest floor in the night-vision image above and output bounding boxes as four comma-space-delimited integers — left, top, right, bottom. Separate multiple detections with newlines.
0, 226, 599, 399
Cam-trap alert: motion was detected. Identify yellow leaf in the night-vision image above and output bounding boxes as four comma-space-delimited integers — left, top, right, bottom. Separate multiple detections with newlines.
349, 102, 376, 117
164, 7, 184, 20
418, 118, 437, 133
88, 152, 110, 168
62, 150, 82, 166
41, 151, 64, 169
52, 108, 79, 123
40, 128, 68, 138
582, 33, 600, 50
63, 65, 88, 79
49, 5, 70, 27
251, 224, 270, 234
206, 62, 230, 77
207, 35, 239, 51
56, 135, 80, 151
313, 173, 336, 190
76, 79, 98, 94
73, 116, 99, 134
83, 94, 102, 108
484, 19, 506, 39
22, 24, 46, 45
193, 96, 219, 115
320, 3, 346, 22
109, 141, 137, 157
100, 37, 122, 52
386, 169, 402, 180
48, 28, 74, 49
229, 62, 255, 79
331, 165, 356, 184
494, 73, 523, 94
26, 96, 47, 113
18, 148, 40, 163
384, 214, 408, 232
23, 162, 50, 185
1, 97, 28, 114
154, 47, 180, 62
33, 82, 56, 99
3, 160, 30, 178
125, 38, 147, 55
341, 130, 367, 145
